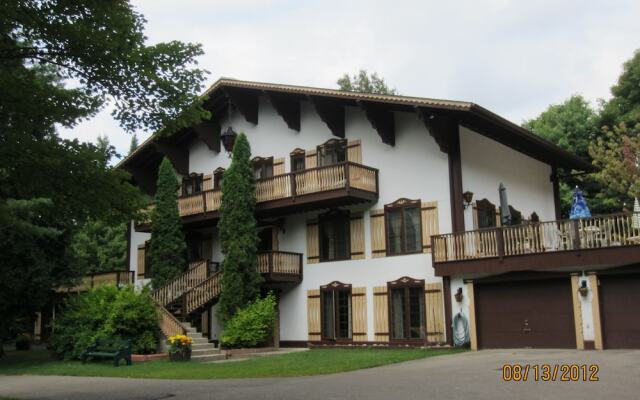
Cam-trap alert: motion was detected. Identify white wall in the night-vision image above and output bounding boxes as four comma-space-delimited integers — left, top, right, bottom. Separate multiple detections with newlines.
129, 221, 151, 288
459, 125, 556, 225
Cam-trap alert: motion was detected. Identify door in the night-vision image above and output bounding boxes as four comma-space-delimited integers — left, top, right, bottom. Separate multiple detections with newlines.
475, 278, 576, 348
599, 274, 640, 348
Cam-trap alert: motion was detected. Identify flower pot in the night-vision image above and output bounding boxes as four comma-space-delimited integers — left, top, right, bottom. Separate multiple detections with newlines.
169, 348, 191, 362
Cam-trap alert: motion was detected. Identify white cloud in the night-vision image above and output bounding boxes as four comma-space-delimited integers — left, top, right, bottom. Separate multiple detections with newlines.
59, 0, 640, 154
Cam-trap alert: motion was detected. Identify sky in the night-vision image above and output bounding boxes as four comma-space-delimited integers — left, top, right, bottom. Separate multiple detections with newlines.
58, 0, 640, 158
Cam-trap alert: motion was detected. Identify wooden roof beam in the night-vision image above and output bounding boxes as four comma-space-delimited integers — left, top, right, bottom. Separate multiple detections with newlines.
264, 90, 300, 131
193, 120, 221, 152
154, 139, 189, 175
223, 87, 258, 124
124, 164, 159, 196
358, 100, 395, 146
415, 107, 457, 154
308, 95, 344, 138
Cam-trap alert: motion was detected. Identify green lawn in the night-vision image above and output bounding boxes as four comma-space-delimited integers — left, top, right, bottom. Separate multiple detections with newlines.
0, 347, 465, 379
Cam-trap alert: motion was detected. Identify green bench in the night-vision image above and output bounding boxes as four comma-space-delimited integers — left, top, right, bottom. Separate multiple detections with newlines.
81, 339, 132, 366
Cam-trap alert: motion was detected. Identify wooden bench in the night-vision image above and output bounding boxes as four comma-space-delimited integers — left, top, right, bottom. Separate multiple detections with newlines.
81, 339, 132, 366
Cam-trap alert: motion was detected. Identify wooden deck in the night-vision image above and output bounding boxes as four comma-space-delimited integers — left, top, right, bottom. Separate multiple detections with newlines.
432, 213, 640, 276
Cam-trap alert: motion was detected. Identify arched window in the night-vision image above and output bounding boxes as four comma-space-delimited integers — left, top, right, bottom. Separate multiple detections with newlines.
385, 198, 422, 255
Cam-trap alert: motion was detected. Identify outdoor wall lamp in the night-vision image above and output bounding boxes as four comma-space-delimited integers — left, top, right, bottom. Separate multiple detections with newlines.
463, 191, 474, 209
578, 280, 589, 297
220, 126, 237, 155
454, 287, 464, 302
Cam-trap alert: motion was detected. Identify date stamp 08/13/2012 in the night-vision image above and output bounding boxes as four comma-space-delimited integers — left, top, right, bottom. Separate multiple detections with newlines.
502, 364, 600, 382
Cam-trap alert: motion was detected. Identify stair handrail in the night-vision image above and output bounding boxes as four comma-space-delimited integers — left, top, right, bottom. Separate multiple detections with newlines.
183, 271, 223, 316
151, 259, 209, 307
154, 299, 187, 337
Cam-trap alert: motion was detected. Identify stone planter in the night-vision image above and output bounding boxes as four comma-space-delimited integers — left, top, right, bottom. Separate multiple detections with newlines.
169, 348, 192, 362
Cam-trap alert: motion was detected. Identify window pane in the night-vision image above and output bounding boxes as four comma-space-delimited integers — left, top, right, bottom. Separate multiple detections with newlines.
293, 157, 305, 171
322, 292, 335, 340
409, 287, 425, 339
320, 213, 350, 261
404, 207, 422, 253
336, 290, 352, 339
387, 210, 403, 254
390, 288, 405, 339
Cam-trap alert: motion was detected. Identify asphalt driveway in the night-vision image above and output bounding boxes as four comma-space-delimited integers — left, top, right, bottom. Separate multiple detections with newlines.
1, 349, 639, 400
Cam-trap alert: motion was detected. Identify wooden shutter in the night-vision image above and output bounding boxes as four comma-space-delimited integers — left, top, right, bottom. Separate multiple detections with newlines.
202, 174, 213, 191
370, 209, 386, 258
273, 157, 285, 175
306, 221, 319, 264
350, 214, 365, 260
307, 289, 321, 341
373, 286, 389, 342
305, 149, 317, 169
421, 201, 439, 253
425, 282, 445, 344
137, 244, 146, 277
347, 139, 362, 164
495, 208, 502, 227
352, 287, 367, 341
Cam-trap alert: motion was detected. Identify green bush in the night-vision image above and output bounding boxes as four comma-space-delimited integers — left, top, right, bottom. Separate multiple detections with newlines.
220, 292, 276, 349
49, 285, 160, 359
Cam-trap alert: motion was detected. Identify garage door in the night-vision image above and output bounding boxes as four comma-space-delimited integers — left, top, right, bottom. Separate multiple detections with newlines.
475, 278, 576, 349
599, 274, 640, 349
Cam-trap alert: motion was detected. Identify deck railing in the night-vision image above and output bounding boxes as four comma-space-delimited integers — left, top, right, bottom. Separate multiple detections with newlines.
432, 212, 640, 263
257, 251, 303, 276
56, 270, 135, 292
175, 162, 377, 217
183, 272, 223, 315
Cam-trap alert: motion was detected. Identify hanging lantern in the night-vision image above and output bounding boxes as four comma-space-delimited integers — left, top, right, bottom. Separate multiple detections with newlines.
220, 126, 237, 154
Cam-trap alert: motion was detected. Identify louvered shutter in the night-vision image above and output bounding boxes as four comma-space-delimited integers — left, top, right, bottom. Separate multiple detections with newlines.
425, 282, 446, 343
347, 139, 362, 164
370, 209, 386, 258
305, 149, 317, 169
421, 201, 439, 253
306, 221, 319, 264
137, 244, 146, 277
273, 157, 285, 175
373, 286, 389, 342
307, 289, 321, 341
350, 214, 365, 260
202, 174, 213, 191
352, 287, 368, 341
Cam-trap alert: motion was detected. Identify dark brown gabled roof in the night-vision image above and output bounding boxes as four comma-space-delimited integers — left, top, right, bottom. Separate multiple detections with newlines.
119, 78, 593, 173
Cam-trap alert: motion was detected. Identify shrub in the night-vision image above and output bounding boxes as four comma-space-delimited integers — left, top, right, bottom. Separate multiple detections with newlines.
15, 333, 32, 351
220, 292, 276, 349
49, 285, 160, 359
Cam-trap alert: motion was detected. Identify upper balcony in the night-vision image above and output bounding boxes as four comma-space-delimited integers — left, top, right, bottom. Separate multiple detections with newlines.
138, 161, 378, 231
431, 212, 640, 276
56, 270, 135, 293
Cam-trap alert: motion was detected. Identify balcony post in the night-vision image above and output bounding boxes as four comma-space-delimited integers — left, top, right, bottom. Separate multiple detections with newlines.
290, 173, 297, 200
202, 191, 207, 212
344, 162, 350, 192
269, 251, 274, 274
571, 219, 581, 250
496, 228, 505, 259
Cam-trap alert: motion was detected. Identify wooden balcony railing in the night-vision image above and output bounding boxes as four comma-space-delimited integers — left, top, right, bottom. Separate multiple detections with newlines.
257, 251, 303, 276
432, 212, 640, 263
56, 270, 134, 292
175, 162, 378, 218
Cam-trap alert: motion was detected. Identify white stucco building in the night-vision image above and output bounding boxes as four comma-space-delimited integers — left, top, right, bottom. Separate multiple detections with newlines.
121, 78, 640, 351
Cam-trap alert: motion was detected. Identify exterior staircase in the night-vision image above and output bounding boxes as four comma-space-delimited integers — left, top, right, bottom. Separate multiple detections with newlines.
183, 322, 225, 362
152, 260, 224, 360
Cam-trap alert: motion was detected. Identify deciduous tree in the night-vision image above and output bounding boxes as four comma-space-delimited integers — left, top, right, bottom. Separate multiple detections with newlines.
337, 70, 398, 95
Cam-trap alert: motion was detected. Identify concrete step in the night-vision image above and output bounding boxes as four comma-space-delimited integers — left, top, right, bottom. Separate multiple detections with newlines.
192, 342, 217, 350
191, 353, 226, 363
191, 338, 210, 344
192, 348, 220, 356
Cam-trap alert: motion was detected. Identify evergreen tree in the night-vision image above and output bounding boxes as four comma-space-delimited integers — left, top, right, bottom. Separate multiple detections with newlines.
70, 220, 128, 274
217, 133, 262, 324
149, 158, 186, 288
129, 134, 139, 155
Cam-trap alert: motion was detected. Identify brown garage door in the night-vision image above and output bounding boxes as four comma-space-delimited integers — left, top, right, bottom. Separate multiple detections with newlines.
600, 274, 640, 349
475, 278, 576, 349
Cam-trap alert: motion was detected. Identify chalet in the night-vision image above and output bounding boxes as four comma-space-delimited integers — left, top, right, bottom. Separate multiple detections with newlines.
120, 78, 640, 352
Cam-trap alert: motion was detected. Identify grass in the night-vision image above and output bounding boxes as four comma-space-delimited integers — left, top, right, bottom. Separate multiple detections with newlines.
0, 347, 465, 379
